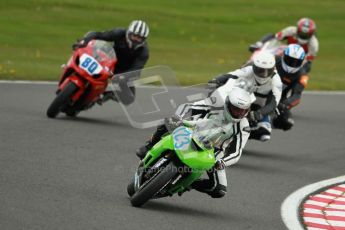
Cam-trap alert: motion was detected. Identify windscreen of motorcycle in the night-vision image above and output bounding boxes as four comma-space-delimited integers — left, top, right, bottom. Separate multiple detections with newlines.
79, 41, 116, 76
192, 115, 234, 149
92, 40, 116, 61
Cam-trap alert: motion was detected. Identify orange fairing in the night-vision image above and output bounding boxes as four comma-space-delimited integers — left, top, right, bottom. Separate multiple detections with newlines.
299, 75, 309, 88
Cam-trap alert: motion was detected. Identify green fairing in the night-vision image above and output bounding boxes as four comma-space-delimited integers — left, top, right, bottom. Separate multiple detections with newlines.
142, 135, 174, 168
142, 132, 216, 195
175, 146, 215, 171
143, 134, 215, 170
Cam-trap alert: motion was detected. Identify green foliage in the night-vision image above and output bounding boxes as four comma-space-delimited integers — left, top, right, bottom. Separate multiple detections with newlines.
0, 0, 344, 89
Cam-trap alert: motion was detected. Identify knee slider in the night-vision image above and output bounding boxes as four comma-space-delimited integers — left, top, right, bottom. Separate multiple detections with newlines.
209, 184, 227, 198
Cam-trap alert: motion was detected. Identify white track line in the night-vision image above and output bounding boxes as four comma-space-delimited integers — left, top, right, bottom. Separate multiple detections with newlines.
281, 175, 345, 230
0, 80, 345, 95
0, 80, 57, 85
304, 91, 345, 95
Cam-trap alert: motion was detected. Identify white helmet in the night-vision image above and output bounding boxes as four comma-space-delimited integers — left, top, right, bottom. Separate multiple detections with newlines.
126, 20, 149, 49
252, 51, 275, 85
282, 44, 305, 73
224, 87, 252, 123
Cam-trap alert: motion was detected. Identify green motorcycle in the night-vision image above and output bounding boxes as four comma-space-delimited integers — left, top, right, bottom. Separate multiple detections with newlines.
128, 118, 227, 207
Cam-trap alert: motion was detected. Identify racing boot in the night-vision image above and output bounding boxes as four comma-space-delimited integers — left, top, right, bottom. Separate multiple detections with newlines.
136, 124, 168, 159
136, 141, 154, 160
249, 126, 271, 142
97, 91, 118, 105
191, 160, 227, 198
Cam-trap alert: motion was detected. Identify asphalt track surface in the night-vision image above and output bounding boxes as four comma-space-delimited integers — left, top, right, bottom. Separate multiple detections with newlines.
1, 83, 344, 230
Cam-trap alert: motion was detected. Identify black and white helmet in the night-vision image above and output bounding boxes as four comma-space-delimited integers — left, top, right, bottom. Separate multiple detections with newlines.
126, 20, 149, 49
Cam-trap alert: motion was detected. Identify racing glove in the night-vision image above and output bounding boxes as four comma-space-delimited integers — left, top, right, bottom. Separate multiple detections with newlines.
164, 115, 183, 132
249, 111, 263, 122
214, 159, 226, 170
278, 102, 289, 114
72, 39, 87, 50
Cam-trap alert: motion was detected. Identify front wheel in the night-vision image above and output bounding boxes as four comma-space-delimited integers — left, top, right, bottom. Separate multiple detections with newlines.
130, 162, 178, 207
46, 82, 78, 118
127, 177, 135, 197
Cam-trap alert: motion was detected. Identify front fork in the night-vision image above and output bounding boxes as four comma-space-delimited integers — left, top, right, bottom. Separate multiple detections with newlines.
58, 76, 88, 103
134, 156, 171, 192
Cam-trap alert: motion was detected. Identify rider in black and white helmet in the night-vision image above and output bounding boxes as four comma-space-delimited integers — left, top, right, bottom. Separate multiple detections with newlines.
73, 20, 150, 105
126, 20, 149, 50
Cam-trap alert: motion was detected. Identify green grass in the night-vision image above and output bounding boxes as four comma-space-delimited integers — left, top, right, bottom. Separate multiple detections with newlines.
1, 0, 345, 90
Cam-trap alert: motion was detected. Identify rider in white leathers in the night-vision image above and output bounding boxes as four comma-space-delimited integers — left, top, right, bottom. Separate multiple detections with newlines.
208, 51, 282, 142
137, 81, 254, 198
176, 78, 255, 167
181, 86, 253, 197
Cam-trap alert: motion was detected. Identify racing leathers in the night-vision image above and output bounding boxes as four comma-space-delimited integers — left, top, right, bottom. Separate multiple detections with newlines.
250, 26, 319, 74
136, 96, 252, 198
273, 57, 308, 130
79, 28, 149, 105
187, 110, 251, 198
210, 65, 282, 141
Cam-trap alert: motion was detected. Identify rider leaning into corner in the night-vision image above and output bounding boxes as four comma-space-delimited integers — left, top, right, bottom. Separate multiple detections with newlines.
249, 17, 319, 76
73, 20, 150, 105
208, 51, 283, 142
136, 80, 254, 198
273, 44, 307, 131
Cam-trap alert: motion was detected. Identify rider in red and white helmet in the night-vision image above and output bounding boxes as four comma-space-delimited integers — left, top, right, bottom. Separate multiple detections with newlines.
295, 18, 317, 45
249, 18, 319, 74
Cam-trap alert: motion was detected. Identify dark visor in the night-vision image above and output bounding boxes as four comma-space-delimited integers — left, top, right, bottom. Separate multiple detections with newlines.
297, 31, 312, 40
283, 55, 303, 68
253, 65, 274, 78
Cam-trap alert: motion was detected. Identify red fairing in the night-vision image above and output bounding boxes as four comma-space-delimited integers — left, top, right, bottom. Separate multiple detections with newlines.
58, 40, 117, 104
286, 36, 309, 53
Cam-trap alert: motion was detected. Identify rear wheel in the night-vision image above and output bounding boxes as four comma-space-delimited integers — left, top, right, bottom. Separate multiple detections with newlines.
47, 82, 77, 118
130, 162, 178, 207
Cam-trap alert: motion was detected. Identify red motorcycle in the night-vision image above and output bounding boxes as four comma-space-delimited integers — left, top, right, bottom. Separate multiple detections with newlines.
244, 39, 287, 66
47, 40, 117, 118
